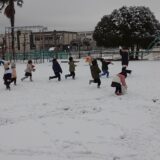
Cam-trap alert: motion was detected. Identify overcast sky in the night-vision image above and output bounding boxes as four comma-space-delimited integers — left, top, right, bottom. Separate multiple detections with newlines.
0, 0, 160, 33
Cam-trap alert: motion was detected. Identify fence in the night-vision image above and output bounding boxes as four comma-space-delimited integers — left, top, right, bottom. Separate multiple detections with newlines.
4, 49, 160, 62
4, 51, 70, 62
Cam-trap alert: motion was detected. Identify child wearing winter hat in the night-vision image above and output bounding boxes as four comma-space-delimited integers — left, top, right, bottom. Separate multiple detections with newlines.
111, 71, 127, 95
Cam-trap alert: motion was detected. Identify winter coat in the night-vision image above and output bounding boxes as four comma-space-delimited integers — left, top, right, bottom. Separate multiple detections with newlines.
25, 63, 34, 73
52, 61, 62, 74
11, 68, 17, 78
68, 61, 76, 72
101, 61, 111, 71
90, 64, 101, 79
3, 68, 12, 81
112, 73, 126, 86
120, 49, 129, 66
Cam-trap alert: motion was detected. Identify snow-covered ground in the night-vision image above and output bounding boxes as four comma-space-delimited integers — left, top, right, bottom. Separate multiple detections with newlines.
0, 59, 160, 160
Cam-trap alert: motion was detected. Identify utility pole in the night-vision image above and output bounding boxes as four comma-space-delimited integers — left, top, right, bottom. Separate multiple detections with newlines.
23, 33, 27, 60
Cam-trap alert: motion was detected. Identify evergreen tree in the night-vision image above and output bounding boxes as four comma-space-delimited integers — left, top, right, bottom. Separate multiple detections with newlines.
93, 6, 160, 59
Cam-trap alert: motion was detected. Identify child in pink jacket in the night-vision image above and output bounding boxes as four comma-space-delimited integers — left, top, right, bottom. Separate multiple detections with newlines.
111, 71, 127, 95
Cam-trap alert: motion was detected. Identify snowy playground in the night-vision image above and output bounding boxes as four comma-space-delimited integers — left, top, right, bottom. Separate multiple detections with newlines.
0, 59, 160, 160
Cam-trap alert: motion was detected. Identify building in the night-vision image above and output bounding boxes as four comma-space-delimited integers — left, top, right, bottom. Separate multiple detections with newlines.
77, 31, 96, 50
33, 30, 78, 51
78, 31, 93, 41
5, 30, 33, 54
3, 26, 97, 59
0, 34, 5, 58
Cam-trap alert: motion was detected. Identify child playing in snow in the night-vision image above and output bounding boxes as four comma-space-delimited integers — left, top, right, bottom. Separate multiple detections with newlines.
21, 60, 35, 81
119, 46, 132, 76
89, 59, 101, 88
3, 62, 12, 90
49, 58, 62, 81
10, 62, 17, 85
99, 58, 113, 78
111, 70, 127, 95
65, 57, 76, 79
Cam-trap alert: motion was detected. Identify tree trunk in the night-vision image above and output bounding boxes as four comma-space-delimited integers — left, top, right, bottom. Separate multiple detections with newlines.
135, 44, 139, 60
129, 45, 134, 60
10, 0, 15, 61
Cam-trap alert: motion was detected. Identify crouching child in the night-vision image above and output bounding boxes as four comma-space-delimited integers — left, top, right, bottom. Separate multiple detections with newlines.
111, 71, 127, 95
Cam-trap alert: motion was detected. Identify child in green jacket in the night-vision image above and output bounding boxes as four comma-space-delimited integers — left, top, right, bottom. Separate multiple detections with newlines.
65, 57, 76, 79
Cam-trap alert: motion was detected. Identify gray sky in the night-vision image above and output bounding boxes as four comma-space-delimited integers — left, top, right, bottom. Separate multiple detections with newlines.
0, 0, 160, 33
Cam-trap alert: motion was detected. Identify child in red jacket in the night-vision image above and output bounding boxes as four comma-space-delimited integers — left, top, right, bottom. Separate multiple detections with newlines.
111, 71, 127, 95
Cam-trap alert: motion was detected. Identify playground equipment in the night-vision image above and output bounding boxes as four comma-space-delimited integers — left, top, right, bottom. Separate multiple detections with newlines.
144, 36, 160, 60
